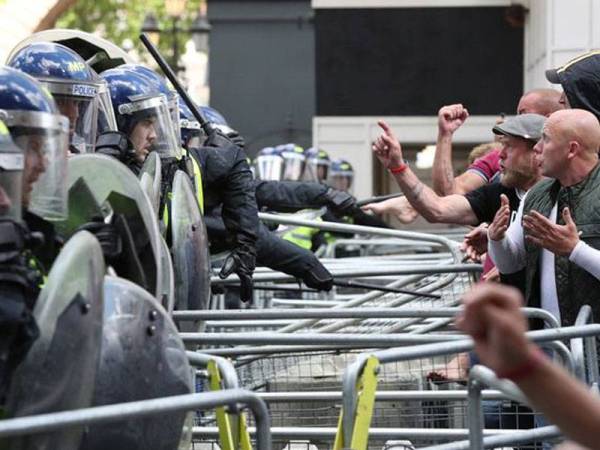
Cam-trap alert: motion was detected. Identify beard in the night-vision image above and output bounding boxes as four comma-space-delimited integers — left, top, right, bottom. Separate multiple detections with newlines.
500, 167, 537, 189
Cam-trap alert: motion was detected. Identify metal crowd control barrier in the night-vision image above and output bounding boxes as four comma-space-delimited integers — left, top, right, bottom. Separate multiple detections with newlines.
571, 305, 600, 384
185, 306, 564, 449
256, 213, 463, 260
466, 365, 529, 450
174, 307, 560, 334
0, 390, 271, 450
337, 323, 600, 450
199, 216, 570, 449
419, 365, 566, 450
211, 263, 481, 285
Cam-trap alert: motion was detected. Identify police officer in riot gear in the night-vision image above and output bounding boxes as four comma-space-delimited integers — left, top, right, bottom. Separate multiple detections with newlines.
0, 69, 70, 402
303, 147, 331, 183
0, 64, 123, 273
329, 158, 354, 192
255, 149, 388, 252
119, 65, 202, 221
99, 67, 255, 302
326, 158, 389, 232
278, 143, 306, 181
121, 64, 185, 152
8, 42, 112, 154
179, 104, 334, 293
0, 122, 41, 404
255, 147, 285, 181
98, 67, 181, 173
313, 158, 390, 254
178, 101, 258, 300
253, 145, 357, 216
0, 67, 71, 269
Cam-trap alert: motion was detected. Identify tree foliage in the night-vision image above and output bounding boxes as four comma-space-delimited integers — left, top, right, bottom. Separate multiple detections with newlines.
57, 0, 203, 62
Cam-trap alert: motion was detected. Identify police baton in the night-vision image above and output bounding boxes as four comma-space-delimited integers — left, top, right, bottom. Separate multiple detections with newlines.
332, 279, 441, 299
231, 280, 441, 299
139, 33, 212, 135
231, 284, 320, 294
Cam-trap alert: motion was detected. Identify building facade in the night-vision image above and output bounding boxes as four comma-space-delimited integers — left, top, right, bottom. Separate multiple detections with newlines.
209, 0, 600, 200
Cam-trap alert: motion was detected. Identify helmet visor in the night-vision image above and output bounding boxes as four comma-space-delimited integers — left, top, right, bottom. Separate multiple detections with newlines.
121, 95, 182, 161
97, 82, 118, 135
8, 111, 69, 221
43, 79, 103, 154
180, 117, 204, 149
281, 152, 305, 181
329, 172, 354, 191
304, 158, 330, 183
54, 95, 98, 154
0, 151, 24, 220
167, 94, 182, 148
255, 155, 284, 181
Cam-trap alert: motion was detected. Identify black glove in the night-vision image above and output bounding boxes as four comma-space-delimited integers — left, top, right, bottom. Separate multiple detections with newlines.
77, 218, 122, 263
218, 246, 256, 302
224, 130, 246, 150
302, 263, 333, 291
324, 188, 357, 217
203, 127, 235, 149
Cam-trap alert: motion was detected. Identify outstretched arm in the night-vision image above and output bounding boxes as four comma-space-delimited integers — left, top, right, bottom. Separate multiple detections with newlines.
432, 104, 470, 195
372, 120, 478, 226
362, 196, 419, 224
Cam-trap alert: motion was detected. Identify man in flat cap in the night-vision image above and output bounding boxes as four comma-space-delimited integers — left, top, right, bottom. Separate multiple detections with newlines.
370, 113, 546, 228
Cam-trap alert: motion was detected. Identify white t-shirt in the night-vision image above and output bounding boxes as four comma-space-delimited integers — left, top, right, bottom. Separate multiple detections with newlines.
488, 191, 600, 324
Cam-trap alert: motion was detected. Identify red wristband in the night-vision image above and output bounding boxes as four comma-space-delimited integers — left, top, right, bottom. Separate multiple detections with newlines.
496, 347, 547, 382
389, 163, 408, 174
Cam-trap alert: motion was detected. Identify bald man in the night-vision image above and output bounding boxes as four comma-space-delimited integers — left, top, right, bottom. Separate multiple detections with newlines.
433, 89, 563, 196
489, 108, 600, 327
516, 88, 563, 116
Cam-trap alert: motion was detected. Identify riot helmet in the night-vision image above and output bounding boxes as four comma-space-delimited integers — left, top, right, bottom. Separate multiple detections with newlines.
179, 99, 204, 149
201, 106, 245, 149
0, 67, 69, 220
201, 106, 227, 127
255, 147, 284, 181
101, 67, 181, 163
8, 42, 105, 154
303, 147, 330, 183
120, 64, 182, 148
0, 121, 24, 220
277, 143, 305, 181
329, 158, 354, 192
96, 78, 118, 135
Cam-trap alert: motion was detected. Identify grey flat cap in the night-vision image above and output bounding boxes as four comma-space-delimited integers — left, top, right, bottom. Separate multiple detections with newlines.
493, 113, 545, 142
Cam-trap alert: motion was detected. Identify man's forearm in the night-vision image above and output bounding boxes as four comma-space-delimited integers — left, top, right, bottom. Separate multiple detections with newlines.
391, 167, 476, 225
432, 131, 456, 195
517, 354, 600, 449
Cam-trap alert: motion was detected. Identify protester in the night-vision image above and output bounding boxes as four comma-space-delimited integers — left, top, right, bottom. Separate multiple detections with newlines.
363, 90, 562, 223
545, 51, 600, 121
370, 115, 544, 230
489, 108, 600, 327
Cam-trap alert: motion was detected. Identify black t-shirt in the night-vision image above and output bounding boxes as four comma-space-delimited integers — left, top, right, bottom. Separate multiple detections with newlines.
464, 180, 526, 296
464, 180, 521, 224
